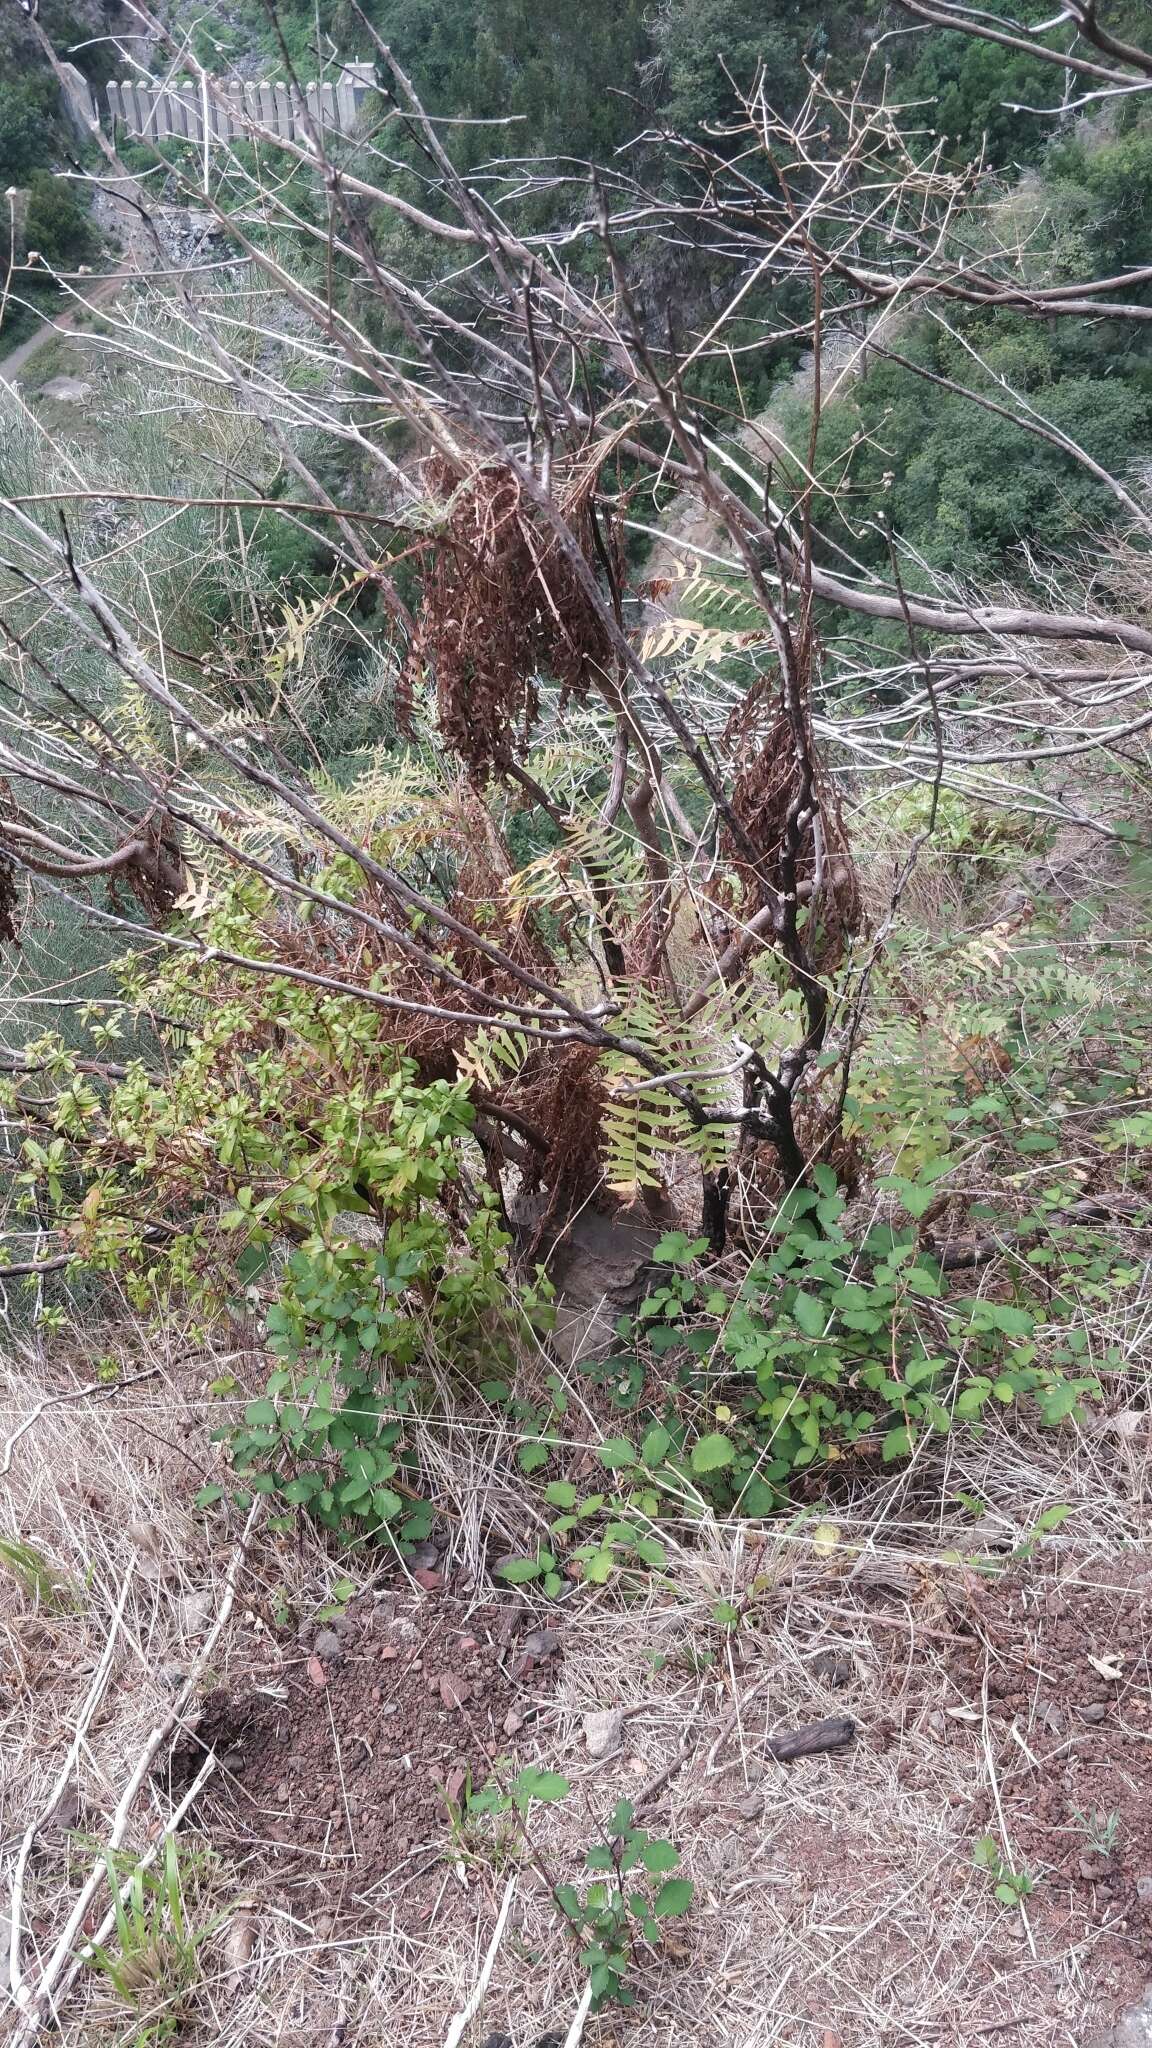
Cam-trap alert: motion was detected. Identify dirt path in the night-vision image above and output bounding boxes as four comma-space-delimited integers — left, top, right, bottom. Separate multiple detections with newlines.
0, 270, 125, 389
0, 175, 153, 390
640, 324, 861, 593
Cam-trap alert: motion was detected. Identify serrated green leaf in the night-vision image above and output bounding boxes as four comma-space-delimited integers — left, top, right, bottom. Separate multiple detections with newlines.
515, 1767, 570, 1804
496, 1556, 542, 1583
792, 1290, 828, 1338
597, 1437, 636, 1470
639, 1838, 679, 1873
690, 1431, 734, 1474
641, 1423, 672, 1466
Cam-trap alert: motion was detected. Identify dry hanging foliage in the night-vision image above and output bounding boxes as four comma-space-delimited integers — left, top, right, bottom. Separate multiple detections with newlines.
409, 454, 618, 782
724, 686, 861, 971
512, 1042, 606, 1230
0, 852, 20, 949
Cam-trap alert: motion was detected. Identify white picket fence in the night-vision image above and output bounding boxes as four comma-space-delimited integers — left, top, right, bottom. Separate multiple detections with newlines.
104, 62, 375, 144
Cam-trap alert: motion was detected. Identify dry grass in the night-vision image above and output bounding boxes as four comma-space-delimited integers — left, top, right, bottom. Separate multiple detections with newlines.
4, 1307, 1152, 2048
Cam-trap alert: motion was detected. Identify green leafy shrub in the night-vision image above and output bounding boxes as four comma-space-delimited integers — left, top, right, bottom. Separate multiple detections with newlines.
3, 881, 547, 1549
216, 1180, 519, 1547
23, 173, 97, 268
466, 1769, 692, 2009
605, 1192, 1101, 1507
0, 75, 57, 185
555, 1797, 692, 2008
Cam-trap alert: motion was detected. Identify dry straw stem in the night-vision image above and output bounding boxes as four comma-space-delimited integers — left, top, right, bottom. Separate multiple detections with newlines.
7, 1468, 262, 2043
0, 1365, 161, 1479
440, 1872, 517, 2048
7, 1563, 137, 2007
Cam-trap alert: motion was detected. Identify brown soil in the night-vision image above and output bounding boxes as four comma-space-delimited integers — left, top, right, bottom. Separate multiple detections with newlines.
940, 1555, 1152, 1999
164, 1588, 558, 1929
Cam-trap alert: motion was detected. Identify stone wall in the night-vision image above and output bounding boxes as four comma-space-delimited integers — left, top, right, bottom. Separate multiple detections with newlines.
58, 61, 100, 144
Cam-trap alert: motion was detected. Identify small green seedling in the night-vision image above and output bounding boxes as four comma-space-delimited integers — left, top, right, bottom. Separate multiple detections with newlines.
1073, 1807, 1121, 1859
973, 1834, 1035, 1907
467, 1763, 573, 1821
554, 1798, 693, 2008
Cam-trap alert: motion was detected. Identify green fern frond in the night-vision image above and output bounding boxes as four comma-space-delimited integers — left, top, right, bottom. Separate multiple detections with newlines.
601, 993, 735, 1194
264, 568, 373, 704
506, 814, 646, 923
457, 1026, 533, 1093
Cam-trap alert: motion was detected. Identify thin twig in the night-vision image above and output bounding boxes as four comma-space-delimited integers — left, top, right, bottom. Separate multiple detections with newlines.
1, 1368, 160, 1477
441, 1875, 518, 2048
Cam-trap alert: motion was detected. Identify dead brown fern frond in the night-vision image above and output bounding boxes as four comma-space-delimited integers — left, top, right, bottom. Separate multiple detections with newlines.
723, 681, 861, 972
408, 453, 618, 782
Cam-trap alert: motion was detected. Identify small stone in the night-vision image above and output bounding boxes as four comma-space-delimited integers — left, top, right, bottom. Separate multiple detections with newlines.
522, 1628, 560, 1659
1080, 1848, 1115, 1883
583, 1707, 625, 1760
439, 1674, 469, 1710
1037, 1701, 1066, 1736
1107, 1987, 1152, 2047
503, 1709, 525, 1737
413, 1567, 443, 1592
410, 1542, 440, 1571
1080, 1702, 1108, 1724
313, 1628, 343, 1666
1137, 1877, 1152, 1904
810, 1648, 855, 1686
159, 1662, 188, 1690
179, 1589, 214, 1637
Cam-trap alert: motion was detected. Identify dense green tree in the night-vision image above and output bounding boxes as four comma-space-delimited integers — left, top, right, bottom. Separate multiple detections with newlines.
471, 0, 651, 160
1045, 128, 1152, 280
23, 172, 97, 267
0, 77, 57, 186
651, 0, 843, 134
